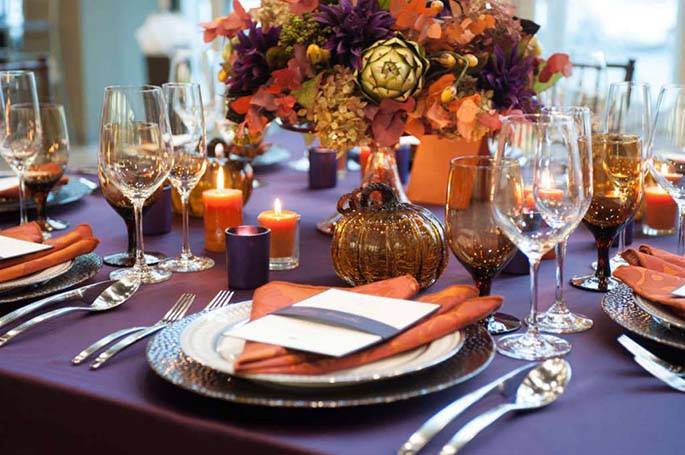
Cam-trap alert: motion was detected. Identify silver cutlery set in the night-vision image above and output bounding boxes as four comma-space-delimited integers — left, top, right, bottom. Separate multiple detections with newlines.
618, 334, 685, 392
0, 279, 234, 369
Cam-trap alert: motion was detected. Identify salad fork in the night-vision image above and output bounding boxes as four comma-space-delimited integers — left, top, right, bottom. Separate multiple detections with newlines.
89, 293, 195, 369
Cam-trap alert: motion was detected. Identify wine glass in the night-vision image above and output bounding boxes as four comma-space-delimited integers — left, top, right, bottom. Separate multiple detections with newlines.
99, 85, 174, 284
492, 113, 586, 360
0, 70, 41, 225
572, 82, 649, 292
159, 82, 214, 273
445, 156, 520, 335
23, 103, 69, 236
535, 106, 594, 333
98, 166, 166, 267
649, 84, 685, 254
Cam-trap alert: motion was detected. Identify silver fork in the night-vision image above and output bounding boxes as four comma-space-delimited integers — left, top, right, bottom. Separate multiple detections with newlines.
73, 290, 233, 365
89, 293, 195, 370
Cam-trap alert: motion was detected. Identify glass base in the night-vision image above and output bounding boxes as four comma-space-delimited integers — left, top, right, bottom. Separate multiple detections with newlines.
46, 218, 69, 231
530, 306, 593, 334
269, 256, 299, 271
497, 332, 572, 361
642, 224, 675, 236
570, 273, 620, 292
160, 255, 215, 273
104, 251, 166, 267
109, 264, 172, 284
317, 212, 342, 235
486, 313, 522, 335
591, 255, 626, 272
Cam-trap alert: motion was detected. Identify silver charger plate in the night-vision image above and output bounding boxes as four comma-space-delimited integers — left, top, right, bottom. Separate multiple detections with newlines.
0, 177, 95, 213
602, 284, 685, 351
0, 253, 102, 304
147, 315, 494, 408
633, 294, 685, 332
0, 260, 73, 293
180, 301, 464, 388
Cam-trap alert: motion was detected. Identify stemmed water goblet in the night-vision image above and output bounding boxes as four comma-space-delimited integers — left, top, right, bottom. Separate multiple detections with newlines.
99, 85, 174, 284
649, 84, 685, 254
492, 113, 587, 360
445, 156, 520, 335
572, 81, 649, 292
159, 82, 214, 273
0, 70, 41, 225
23, 103, 69, 236
534, 106, 594, 333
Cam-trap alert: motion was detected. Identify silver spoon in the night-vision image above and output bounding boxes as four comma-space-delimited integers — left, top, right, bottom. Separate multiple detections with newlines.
439, 358, 571, 455
0, 277, 140, 347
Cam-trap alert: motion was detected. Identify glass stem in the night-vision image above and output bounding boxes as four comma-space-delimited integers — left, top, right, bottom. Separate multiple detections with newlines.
678, 205, 685, 256
618, 226, 626, 253
132, 201, 147, 272
596, 239, 612, 287
180, 194, 192, 260
125, 218, 137, 259
553, 240, 569, 312
34, 193, 48, 231
18, 173, 27, 224
528, 258, 541, 336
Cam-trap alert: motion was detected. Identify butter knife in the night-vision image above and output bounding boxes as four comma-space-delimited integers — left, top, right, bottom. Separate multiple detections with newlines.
398, 362, 537, 455
618, 335, 685, 376
0, 280, 115, 331
633, 355, 685, 392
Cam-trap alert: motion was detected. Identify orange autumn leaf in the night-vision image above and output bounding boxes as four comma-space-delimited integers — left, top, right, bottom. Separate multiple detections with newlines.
426, 102, 452, 129
428, 74, 456, 97
230, 95, 252, 115
405, 117, 425, 138
469, 14, 496, 35
390, 0, 440, 42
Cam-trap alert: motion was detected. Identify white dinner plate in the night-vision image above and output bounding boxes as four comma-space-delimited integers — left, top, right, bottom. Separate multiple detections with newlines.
0, 261, 74, 294
180, 300, 464, 388
634, 294, 685, 332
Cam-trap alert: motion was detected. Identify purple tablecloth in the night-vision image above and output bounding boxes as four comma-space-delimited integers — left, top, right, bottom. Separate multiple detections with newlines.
0, 130, 681, 455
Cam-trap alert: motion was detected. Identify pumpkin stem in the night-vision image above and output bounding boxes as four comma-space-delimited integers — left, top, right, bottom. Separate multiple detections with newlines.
360, 183, 399, 209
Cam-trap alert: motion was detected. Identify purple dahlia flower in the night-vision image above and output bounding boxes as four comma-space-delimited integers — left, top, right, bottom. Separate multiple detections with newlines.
480, 42, 538, 113
316, 0, 395, 69
228, 23, 281, 94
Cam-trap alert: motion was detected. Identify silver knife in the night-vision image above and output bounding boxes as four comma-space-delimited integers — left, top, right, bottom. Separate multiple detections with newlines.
618, 335, 685, 376
633, 355, 685, 392
0, 280, 115, 331
398, 362, 537, 455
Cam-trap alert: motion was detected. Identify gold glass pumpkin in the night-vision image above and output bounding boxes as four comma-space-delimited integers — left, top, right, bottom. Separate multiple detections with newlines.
172, 138, 254, 217
332, 183, 449, 289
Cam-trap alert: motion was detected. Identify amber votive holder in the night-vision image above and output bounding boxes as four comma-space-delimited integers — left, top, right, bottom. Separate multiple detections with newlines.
308, 146, 337, 189
257, 212, 301, 271
225, 226, 270, 290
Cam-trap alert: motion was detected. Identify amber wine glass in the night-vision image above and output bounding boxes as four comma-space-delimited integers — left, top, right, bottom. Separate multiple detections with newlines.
24, 104, 69, 236
446, 156, 520, 335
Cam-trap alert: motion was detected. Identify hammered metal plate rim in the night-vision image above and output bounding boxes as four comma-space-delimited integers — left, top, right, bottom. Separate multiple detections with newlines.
0, 177, 94, 213
601, 284, 685, 351
146, 315, 495, 408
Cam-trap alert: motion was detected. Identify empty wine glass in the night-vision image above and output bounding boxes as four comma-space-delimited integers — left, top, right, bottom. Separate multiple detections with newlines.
160, 82, 214, 273
99, 85, 174, 284
492, 113, 586, 360
0, 70, 42, 224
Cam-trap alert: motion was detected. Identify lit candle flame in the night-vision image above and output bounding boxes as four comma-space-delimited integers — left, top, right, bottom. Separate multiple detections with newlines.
217, 166, 224, 190
274, 198, 282, 216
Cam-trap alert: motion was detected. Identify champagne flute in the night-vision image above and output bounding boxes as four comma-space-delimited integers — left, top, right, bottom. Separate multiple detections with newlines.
492, 113, 585, 360
0, 70, 41, 225
24, 103, 69, 236
535, 106, 594, 333
98, 166, 166, 267
159, 82, 214, 273
445, 156, 520, 335
99, 85, 174, 284
572, 81, 649, 292
649, 84, 685, 254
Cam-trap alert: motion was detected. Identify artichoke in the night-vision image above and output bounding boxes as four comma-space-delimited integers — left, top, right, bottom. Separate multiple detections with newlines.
358, 36, 429, 103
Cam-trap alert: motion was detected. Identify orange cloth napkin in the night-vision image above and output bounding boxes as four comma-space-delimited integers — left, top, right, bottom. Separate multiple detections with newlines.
0, 222, 44, 243
0, 175, 69, 199
614, 245, 685, 315
0, 224, 99, 283
234, 277, 502, 375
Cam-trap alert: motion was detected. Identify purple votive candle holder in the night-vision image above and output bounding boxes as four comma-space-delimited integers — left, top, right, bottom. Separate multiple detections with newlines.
308, 146, 337, 189
143, 185, 172, 235
396, 144, 411, 184
226, 225, 270, 290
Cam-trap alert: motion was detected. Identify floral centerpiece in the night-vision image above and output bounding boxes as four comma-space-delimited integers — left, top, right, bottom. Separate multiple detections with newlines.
202, 0, 570, 200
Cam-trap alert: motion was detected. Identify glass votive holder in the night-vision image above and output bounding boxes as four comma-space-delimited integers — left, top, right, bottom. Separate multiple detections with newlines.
308, 146, 337, 189
257, 211, 301, 271
643, 184, 677, 236
225, 226, 270, 290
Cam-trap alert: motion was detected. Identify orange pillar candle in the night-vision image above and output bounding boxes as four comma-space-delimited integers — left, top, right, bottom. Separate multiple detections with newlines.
644, 185, 677, 235
203, 167, 243, 252
257, 198, 301, 270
